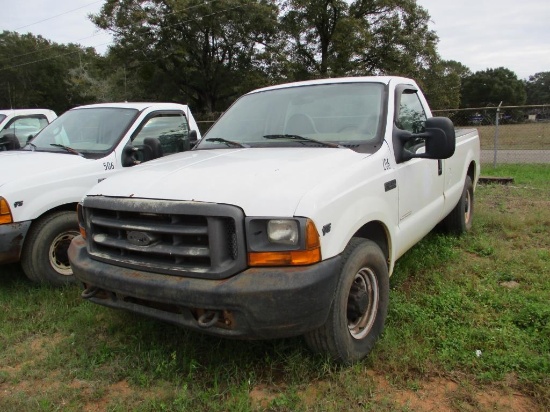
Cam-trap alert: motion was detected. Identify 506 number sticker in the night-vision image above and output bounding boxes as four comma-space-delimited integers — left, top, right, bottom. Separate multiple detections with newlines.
103, 162, 115, 170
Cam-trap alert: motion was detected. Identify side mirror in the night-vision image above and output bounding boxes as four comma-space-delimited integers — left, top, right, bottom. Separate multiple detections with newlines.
423, 117, 456, 159
121, 144, 140, 167
397, 117, 455, 162
189, 130, 198, 149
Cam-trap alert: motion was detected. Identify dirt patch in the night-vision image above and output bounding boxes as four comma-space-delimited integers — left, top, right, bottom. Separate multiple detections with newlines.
247, 371, 541, 411
368, 371, 539, 412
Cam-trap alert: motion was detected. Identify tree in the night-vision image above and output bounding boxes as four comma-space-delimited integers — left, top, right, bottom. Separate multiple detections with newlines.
0, 31, 104, 113
418, 60, 471, 110
525, 72, 550, 105
93, 0, 279, 112
460, 67, 526, 108
278, 0, 440, 80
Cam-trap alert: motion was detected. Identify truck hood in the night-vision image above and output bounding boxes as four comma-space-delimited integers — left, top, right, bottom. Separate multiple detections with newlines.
0, 151, 89, 188
89, 148, 368, 216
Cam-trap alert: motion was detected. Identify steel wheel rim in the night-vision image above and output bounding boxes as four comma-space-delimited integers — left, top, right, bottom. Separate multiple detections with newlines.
347, 267, 379, 340
49, 231, 79, 276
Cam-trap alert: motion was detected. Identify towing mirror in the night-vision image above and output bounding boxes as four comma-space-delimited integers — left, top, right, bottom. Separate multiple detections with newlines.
397, 117, 456, 162
423, 117, 456, 159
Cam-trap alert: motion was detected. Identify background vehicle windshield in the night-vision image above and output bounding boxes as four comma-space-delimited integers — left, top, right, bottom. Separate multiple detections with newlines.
197, 82, 385, 150
28, 108, 138, 157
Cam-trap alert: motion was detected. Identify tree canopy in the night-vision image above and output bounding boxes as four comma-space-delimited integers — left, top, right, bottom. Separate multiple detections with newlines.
0, 31, 103, 113
460, 67, 527, 108
525, 72, 550, 105
0, 2, 543, 114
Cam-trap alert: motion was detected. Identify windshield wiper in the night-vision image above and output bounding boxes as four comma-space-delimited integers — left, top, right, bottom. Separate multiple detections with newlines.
50, 143, 84, 157
263, 134, 345, 149
205, 138, 249, 148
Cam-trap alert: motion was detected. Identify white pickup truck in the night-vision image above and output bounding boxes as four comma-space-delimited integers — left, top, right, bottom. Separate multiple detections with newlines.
0, 108, 57, 150
0, 102, 201, 285
69, 77, 480, 363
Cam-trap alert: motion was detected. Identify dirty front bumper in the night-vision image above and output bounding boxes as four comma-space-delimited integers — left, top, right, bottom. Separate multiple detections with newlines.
69, 235, 341, 339
0, 221, 31, 264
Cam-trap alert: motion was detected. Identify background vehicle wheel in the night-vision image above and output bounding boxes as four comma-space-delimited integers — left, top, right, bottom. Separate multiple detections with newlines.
443, 175, 474, 234
21, 211, 79, 286
304, 238, 389, 364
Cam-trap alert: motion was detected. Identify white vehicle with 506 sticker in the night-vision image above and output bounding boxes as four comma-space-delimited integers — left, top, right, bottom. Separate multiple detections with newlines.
0, 102, 201, 285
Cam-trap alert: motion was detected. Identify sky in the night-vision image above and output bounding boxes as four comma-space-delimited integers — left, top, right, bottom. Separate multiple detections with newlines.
3, 0, 550, 80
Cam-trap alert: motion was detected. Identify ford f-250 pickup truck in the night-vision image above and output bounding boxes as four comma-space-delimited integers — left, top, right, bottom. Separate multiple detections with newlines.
69, 77, 480, 363
0, 102, 200, 286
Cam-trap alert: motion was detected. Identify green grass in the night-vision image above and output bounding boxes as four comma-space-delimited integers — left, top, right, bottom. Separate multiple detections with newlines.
0, 164, 549, 411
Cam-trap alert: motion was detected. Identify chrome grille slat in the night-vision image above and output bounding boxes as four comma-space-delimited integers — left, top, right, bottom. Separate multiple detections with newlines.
92, 234, 210, 257
90, 215, 209, 235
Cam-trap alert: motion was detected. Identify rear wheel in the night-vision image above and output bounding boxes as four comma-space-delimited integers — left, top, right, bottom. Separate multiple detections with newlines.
443, 175, 474, 234
304, 238, 389, 364
21, 211, 79, 286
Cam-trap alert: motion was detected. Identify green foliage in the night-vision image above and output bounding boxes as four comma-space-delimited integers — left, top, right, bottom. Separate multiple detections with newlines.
92, 0, 280, 112
461, 67, 527, 108
525, 71, 550, 105
0, 31, 105, 113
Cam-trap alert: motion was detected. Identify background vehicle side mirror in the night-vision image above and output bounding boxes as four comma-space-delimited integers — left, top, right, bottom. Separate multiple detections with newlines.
189, 130, 198, 148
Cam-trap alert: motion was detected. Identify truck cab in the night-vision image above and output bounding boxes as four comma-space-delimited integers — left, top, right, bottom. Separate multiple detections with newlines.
0, 108, 57, 150
0, 102, 201, 285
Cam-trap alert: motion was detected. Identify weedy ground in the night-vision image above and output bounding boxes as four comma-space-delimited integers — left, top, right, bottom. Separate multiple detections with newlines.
0, 164, 548, 411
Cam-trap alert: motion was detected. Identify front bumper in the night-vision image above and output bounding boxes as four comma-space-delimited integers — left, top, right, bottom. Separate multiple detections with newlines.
69, 235, 341, 339
0, 221, 31, 264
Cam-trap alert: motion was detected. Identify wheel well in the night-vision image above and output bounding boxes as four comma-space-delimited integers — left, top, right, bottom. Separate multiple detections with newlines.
352, 221, 390, 266
467, 161, 476, 182
34, 203, 78, 224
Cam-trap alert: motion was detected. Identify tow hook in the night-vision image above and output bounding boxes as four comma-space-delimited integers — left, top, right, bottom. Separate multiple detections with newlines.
197, 310, 220, 328
81, 286, 101, 299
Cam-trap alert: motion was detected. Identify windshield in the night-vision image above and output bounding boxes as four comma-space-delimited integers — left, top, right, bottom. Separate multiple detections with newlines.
196, 82, 385, 151
0, 114, 6, 123
26, 107, 138, 158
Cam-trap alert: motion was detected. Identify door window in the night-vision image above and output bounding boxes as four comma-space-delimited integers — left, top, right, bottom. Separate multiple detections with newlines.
132, 114, 189, 154
396, 91, 427, 154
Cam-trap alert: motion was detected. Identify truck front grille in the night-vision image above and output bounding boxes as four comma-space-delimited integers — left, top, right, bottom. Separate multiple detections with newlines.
82, 197, 246, 279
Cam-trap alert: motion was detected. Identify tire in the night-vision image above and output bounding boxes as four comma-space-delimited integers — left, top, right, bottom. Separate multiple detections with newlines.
21, 211, 79, 286
443, 175, 474, 235
304, 238, 389, 364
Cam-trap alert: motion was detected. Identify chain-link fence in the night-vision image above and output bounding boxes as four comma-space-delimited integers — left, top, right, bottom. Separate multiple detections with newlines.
433, 105, 550, 165
195, 106, 550, 165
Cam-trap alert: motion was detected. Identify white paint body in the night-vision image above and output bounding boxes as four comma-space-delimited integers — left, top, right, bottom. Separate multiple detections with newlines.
0, 102, 200, 263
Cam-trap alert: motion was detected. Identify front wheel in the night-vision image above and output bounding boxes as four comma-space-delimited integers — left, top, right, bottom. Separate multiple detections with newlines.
21, 211, 79, 286
304, 238, 389, 364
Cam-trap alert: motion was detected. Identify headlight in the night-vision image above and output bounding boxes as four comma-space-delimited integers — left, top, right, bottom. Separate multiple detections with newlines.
246, 217, 321, 266
0, 197, 13, 225
267, 219, 299, 245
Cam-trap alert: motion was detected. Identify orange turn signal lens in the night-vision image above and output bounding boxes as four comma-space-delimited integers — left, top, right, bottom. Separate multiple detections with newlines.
0, 197, 13, 225
248, 219, 322, 266
248, 248, 321, 266
77, 203, 86, 239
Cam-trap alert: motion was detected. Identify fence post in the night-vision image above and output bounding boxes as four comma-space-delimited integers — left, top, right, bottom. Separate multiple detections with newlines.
493, 102, 502, 167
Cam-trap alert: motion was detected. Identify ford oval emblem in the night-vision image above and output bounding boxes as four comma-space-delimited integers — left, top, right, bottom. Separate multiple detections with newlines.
127, 231, 156, 246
